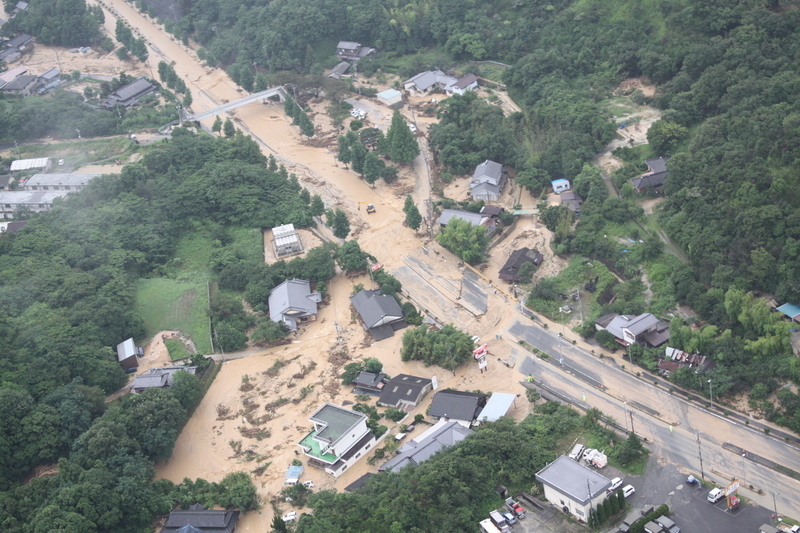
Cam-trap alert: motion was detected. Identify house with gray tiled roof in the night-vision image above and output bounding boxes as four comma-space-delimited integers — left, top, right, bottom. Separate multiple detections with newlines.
268, 279, 321, 331
379, 420, 473, 472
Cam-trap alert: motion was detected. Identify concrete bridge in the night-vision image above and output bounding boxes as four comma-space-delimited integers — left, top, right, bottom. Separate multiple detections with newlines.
185, 86, 288, 122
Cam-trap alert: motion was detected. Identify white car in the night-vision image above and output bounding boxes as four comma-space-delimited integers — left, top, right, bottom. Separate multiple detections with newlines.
283, 511, 297, 522
502, 512, 516, 525
607, 477, 623, 493
303, 480, 314, 488
622, 484, 635, 498
471, 335, 481, 343
408, 123, 417, 132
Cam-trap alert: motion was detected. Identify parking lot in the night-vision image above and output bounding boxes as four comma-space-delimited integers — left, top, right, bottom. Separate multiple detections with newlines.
497, 454, 775, 533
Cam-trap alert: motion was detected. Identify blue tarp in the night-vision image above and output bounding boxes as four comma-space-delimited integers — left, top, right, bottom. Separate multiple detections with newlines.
777, 303, 800, 319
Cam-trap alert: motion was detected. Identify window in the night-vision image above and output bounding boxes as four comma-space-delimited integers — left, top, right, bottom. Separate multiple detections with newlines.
576, 509, 584, 517
355, 453, 360, 459
42, 186, 48, 190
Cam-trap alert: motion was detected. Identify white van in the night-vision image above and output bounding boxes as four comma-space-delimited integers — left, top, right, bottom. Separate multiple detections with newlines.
568, 443, 585, 461
707, 488, 724, 503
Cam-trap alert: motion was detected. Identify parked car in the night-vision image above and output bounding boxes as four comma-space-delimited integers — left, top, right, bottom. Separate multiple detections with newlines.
607, 477, 623, 493
502, 511, 517, 525
707, 488, 724, 503
622, 484, 635, 498
282, 511, 297, 522
303, 480, 314, 488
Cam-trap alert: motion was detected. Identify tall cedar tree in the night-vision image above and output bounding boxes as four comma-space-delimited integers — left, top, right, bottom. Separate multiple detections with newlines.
385, 110, 420, 164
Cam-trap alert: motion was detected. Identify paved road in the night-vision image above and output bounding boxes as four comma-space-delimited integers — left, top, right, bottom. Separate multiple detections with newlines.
508, 320, 800, 518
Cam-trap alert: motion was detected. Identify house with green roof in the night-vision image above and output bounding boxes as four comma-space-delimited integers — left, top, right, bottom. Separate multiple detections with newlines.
298, 403, 376, 477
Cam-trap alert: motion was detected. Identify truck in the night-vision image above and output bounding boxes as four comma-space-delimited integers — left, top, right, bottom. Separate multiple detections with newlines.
479, 518, 502, 533
489, 510, 511, 533
583, 449, 608, 468
505, 497, 526, 519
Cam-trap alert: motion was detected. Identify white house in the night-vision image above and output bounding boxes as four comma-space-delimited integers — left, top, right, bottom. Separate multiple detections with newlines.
535, 455, 612, 523
23, 173, 100, 192
469, 159, 506, 202
551, 178, 571, 193
0, 190, 66, 219
268, 279, 320, 331
298, 403, 377, 477
447, 74, 479, 95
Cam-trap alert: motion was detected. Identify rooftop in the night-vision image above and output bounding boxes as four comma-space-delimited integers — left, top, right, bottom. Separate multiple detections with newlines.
2, 74, 36, 90
777, 303, 800, 319
380, 420, 472, 472
535, 455, 612, 505
438, 208, 487, 227
163, 504, 239, 533
350, 289, 404, 330
9, 157, 49, 171
623, 313, 661, 336
378, 374, 432, 406
478, 392, 516, 423
453, 73, 479, 89
428, 389, 487, 421
310, 403, 366, 443
472, 160, 503, 182
116, 338, 137, 362
0, 190, 65, 204
25, 173, 100, 188
646, 156, 670, 174
337, 41, 360, 50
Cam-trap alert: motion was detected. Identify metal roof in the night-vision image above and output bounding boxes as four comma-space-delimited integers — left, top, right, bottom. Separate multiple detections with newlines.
478, 392, 516, 422
112, 77, 156, 101
269, 279, 318, 330
131, 374, 168, 389
0, 190, 65, 205
2, 74, 36, 90
453, 73, 479, 89
646, 156, 669, 173
438, 208, 486, 227
0, 66, 27, 84
9, 157, 49, 171
116, 338, 137, 362
25, 173, 100, 188
535, 455, 612, 505
337, 41, 360, 50
777, 303, 800, 319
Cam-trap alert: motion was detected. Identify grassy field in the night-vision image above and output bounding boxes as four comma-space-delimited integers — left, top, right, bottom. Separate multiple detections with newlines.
165, 338, 191, 360
134, 277, 212, 354
135, 225, 261, 354
10, 137, 141, 167
529, 256, 618, 321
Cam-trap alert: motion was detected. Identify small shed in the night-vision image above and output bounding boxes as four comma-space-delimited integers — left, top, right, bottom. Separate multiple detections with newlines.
116, 338, 139, 370
777, 303, 800, 323
377, 88, 403, 109
551, 179, 571, 193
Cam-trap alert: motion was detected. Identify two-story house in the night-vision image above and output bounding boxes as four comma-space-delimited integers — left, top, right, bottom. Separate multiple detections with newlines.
298, 403, 376, 477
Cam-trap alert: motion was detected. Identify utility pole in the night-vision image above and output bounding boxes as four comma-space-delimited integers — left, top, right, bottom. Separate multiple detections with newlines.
696, 432, 705, 481
708, 379, 713, 409
629, 410, 635, 435
213, 326, 226, 363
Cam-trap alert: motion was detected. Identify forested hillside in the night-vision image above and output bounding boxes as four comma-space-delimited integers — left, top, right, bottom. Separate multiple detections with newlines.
0, 131, 317, 531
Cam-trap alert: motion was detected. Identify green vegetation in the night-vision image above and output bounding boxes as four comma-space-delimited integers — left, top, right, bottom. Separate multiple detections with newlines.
384, 110, 420, 164
436, 217, 489, 264
9, 0, 102, 47
165, 339, 191, 360
403, 195, 422, 231
527, 257, 617, 321
401, 324, 474, 371
296, 403, 581, 532
135, 278, 211, 353
284, 96, 315, 137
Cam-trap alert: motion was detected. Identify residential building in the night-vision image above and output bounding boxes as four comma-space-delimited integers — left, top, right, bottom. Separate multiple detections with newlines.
351, 371, 387, 394
12, 2, 29, 15
377, 374, 433, 410
116, 337, 139, 370
551, 178, 571, 193
499, 248, 543, 282
1, 74, 38, 97
560, 190, 583, 214
0, 190, 65, 219
660, 346, 710, 376
335, 41, 376, 61
298, 403, 376, 477
404, 70, 458, 96
100, 77, 157, 109
9, 157, 51, 172
379, 419, 473, 472
327, 61, 351, 79
631, 156, 670, 194
5, 33, 33, 55
130, 366, 197, 394
38, 68, 60, 84
349, 288, 405, 340
595, 312, 670, 348
476, 392, 517, 423
469, 160, 506, 202
24, 173, 100, 192
268, 279, 321, 332
438, 208, 496, 235
163, 504, 239, 533
448, 73, 479, 95
271, 223, 303, 257
428, 389, 488, 427
535, 455, 612, 523
377, 88, 403, 109
0, 65, 28, 88
0, 220, 27, 234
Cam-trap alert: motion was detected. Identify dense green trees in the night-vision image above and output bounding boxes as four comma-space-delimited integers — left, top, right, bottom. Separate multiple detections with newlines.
401, 324, 474, 371
436, 218, 489, 264
284, 96, 314, 136
10, 0, 100, 47
296, 404, 580, 532
384, 111, 420, 164
403, 195, 422, 231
